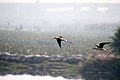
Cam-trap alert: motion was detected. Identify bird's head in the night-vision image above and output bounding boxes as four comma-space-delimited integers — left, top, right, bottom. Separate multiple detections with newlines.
95, 44, 98, 47
93, 47, 95, 49
59, 35, 63, 38
93, 46, 97, 49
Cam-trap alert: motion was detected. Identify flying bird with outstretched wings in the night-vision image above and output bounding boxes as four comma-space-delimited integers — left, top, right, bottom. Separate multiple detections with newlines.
54, 35, 72, 48
93, 42, 111, 51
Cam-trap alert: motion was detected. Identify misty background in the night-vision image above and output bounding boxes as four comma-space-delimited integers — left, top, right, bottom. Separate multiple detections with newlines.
0, 3, 120, 34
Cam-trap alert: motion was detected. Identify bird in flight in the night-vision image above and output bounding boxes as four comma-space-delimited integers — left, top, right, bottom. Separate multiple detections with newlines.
93, 42, 111, 51
54, 35, 72, 48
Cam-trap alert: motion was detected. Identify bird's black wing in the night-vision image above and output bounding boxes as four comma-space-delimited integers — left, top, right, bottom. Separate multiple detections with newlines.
99, 42, 111, 48
57, 39, 62, 48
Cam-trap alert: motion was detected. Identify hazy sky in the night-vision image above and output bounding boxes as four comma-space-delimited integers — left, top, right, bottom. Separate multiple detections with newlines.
0, 1, 120, 31
0, 0, 120, 3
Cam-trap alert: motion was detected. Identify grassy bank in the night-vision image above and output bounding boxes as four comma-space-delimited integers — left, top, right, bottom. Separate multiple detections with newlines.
0, 60, 80, 78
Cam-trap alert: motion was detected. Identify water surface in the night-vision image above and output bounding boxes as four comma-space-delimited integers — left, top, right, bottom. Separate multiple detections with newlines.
0, 74, 83, 80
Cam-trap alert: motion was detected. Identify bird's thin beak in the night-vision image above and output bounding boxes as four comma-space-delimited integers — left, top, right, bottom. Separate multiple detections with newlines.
69, 42, 72, 43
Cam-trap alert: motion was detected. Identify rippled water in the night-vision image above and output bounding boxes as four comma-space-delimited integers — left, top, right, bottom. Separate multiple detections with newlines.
0, 74, 83, 80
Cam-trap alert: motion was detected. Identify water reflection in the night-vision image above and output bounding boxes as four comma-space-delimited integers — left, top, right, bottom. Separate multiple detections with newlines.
81, 72, 112, 80
0, 74, 82, 80
1, 55, 120, 80
80, 58, 120, 80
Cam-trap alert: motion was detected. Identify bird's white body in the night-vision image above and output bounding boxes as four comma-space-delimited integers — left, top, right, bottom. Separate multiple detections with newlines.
93, 46, 106, 51
93, 42, 110, 51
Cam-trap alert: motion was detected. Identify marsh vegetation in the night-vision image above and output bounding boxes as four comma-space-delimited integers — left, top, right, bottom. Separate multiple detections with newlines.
0, 28, 114, 79
0, 24, 119, 79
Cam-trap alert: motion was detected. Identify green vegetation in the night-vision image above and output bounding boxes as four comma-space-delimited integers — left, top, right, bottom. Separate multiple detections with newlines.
80, 26, 120, 80
0, 30, 111, 56
111, 26, 120, 55
0, 60, 80, 78
0, 29, 115, 79
0, 60, 28, 73
32, 61, 80, 77
80, 58, 120, 80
